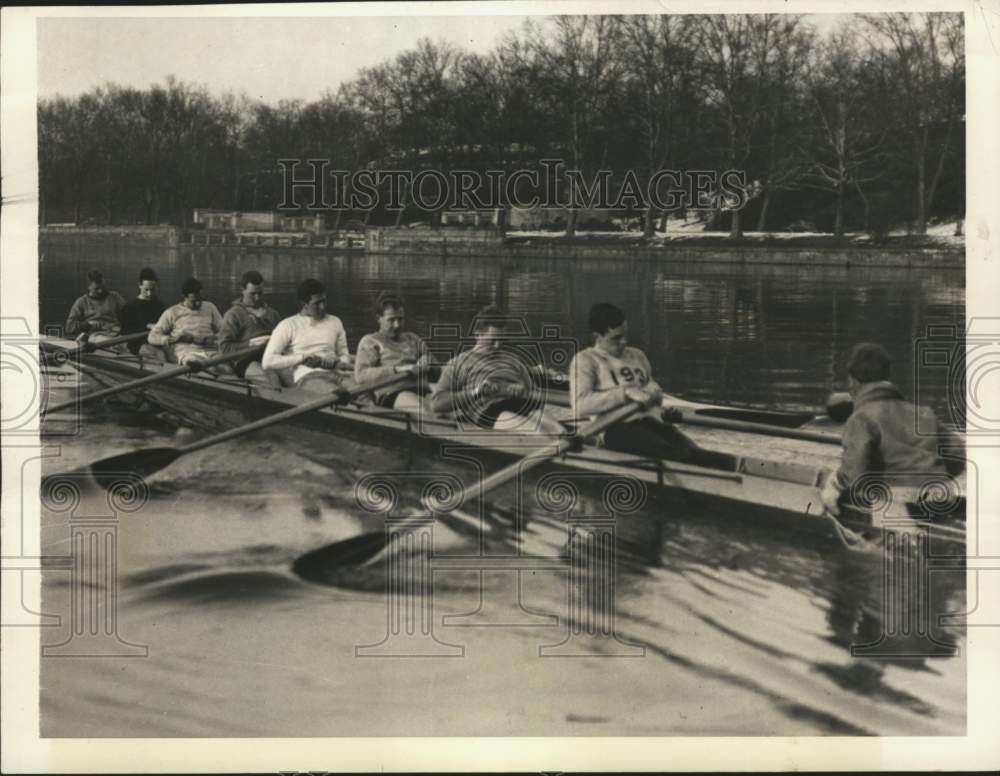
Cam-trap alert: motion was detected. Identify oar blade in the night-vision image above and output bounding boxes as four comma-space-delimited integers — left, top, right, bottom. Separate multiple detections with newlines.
89, 447, 184, 481
292, 530, 388, 576
41, 447, 184, 492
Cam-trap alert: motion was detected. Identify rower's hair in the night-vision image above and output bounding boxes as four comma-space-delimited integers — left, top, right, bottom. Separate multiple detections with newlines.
298, 277, 325, 303
847, 342, 891, 384
375, 291, 404, 315
181, 277, 202, 296
86, 270, 104, 285
473, 304, 506, 333
588, 303, 625, 335
138, 267, 158, 283
241, 270, 265, 288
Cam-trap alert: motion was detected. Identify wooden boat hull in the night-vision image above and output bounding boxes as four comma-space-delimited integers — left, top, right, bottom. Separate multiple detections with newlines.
41, 338, 962, 555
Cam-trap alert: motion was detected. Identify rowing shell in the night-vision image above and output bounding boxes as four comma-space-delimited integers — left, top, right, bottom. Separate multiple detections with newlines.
39, 338, 964, 553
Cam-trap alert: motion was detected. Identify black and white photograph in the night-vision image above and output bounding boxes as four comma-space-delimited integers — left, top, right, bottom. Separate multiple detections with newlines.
2, 0, 999, 771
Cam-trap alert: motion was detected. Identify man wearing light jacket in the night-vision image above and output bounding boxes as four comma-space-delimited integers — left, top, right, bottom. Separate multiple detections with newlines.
148, 277, 224, 366
220, 270, 281, 386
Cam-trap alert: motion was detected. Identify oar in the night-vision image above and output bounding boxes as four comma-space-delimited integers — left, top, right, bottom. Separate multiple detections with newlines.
669, 408, 841, 445
41, 332, 150, 367
40, 331, 150, 365
41, 345, 267, 417
317, 401, 646, 569
45, 371, 414, 486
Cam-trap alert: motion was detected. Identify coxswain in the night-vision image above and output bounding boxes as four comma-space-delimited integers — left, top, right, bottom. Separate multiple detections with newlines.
147, 277, 224, 367
355, 292, 435, 411
262, 278, 353, 393
64, 270, 126, 344
430, 305, 564, 434
819, 342, 965, 518
569, 302, 735, 469
119, 267, 166, 359
219, 270, 282, 387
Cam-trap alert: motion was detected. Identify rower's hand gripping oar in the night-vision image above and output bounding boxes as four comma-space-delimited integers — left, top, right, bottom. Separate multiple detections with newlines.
321, 401, 646, 569
40, 331, 151, 366
42, 345, 266, 417
44, 371, 415, 485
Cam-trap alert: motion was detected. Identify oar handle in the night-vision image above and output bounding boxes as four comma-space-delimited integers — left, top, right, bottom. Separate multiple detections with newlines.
448, 401, 643, 510
41, 331, 150, 364
42, 345, 265, 416
673, 409, 841, 445
177, 371, 414, 455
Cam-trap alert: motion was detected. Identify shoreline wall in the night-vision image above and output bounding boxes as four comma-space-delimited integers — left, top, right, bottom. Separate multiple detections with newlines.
40, 226, 964, 268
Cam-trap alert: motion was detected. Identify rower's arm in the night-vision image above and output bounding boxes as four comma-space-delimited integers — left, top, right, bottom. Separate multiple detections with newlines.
64, 297, 87, 336
334, 323, 350, 363
429, 359, 477, 415
834, 414, 879, 491
209, 303, 224, 334
261, 321, 302, 371
570, 353, 629, 417
354, 335, 395, 383
147, 308, 175, 347
218, 309, 244, 357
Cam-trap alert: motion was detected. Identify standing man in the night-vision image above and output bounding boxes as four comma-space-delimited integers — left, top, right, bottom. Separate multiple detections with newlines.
64, 270, 126, 343
354, 292, 434, 411
430, 305, 563, 434
569, 302, 735, 470
220, 270, 282, 387
119, 267, 166, 358
262, 278, 353, 393
147, 277, 224, 366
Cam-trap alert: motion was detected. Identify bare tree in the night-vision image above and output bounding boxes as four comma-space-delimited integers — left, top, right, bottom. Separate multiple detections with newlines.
526, 16, 625, 237
860, 12, 964, 234
620, 15, 700, 238
801, 29, 886, 236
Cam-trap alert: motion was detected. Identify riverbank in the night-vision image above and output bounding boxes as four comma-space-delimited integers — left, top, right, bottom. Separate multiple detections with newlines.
39, 225, 964, 267
367, 227, 964, 267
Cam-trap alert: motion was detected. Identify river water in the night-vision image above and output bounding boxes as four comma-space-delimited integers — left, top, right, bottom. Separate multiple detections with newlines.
38, 242, 966, 736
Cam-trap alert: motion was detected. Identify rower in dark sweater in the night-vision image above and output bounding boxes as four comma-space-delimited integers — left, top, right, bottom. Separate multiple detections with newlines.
119, 267, 166, 358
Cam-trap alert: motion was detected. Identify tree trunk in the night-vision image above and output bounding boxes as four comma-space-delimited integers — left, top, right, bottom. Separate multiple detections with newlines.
755, 191, 771, 232
915, 137, 927, 235
834, 183, 844, 237
394, 180, 409, 227
643, 208, 657, 239
496, 206, 508, 235
729, 207, 742, 239
564, 208, 578, 238
955, 218, 963, 237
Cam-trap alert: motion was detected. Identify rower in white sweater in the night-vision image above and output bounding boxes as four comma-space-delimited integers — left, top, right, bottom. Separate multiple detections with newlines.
569, 302, 736, 470
262, 278, 354, 393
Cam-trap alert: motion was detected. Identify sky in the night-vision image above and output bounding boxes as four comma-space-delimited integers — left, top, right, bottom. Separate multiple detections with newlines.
37, 12, 849, 104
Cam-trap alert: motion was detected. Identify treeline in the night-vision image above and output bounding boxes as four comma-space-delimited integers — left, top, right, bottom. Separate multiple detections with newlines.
38, 12, 964, 237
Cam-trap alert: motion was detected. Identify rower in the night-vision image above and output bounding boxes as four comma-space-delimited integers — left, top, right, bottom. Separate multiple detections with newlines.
569, 303, 736, 469
64, 270, 126, 345
147, 277, 225, 370
819, 342, 965, 518
119, 267, 167, 360
220, 270, 282, 388
429, 305, 564, 434
354, 291, 434, 411
261, 278, 354, 393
